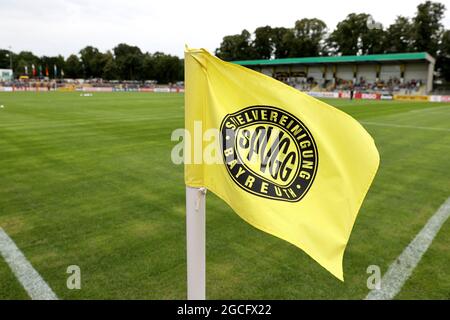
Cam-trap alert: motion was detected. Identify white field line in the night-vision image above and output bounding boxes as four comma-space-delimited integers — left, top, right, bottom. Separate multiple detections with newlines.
365, 197, 450, 300
0, 228, 58, 300
360, 121, 450, 132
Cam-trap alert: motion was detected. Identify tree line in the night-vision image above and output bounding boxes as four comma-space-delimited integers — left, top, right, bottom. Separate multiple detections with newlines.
0, 43, 184, 83
215, 1, 450, 81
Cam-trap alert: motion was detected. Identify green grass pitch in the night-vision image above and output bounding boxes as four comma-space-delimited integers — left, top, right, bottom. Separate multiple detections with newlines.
0, 92, 449, 299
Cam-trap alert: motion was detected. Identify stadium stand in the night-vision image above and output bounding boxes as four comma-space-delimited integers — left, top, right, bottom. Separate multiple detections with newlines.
233, 52, 435, 95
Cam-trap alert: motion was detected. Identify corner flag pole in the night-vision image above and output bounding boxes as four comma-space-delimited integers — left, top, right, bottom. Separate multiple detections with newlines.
186, 186, 206, 300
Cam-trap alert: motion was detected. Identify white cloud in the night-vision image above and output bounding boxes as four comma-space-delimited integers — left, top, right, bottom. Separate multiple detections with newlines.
1, 0, 449, 57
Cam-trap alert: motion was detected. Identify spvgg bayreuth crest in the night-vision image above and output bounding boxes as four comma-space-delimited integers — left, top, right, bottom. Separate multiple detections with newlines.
220, 106, 318, 202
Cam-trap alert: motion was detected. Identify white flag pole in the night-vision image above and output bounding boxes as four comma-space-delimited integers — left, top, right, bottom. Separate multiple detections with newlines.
186, 186, 206, 300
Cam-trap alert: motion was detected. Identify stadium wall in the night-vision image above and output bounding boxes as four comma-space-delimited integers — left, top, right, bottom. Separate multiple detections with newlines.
304, 91, 449, 102
0, 86, 185, 93
1, 86, 449, 103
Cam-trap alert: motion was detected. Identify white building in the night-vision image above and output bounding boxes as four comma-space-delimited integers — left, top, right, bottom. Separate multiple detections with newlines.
0, 69, 13, 81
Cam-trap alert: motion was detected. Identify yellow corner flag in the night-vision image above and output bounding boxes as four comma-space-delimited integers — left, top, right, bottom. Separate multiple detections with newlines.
184, 47, 379, 280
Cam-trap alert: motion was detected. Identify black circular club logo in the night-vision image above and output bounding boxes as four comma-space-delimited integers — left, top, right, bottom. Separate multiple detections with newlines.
220, 105, 318, 202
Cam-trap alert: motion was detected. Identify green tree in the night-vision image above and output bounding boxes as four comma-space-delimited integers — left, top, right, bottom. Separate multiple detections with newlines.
64, 54, 83, 78
412, 1, 446, 55
14, 51, 39, 76
385, 16, 414, 53
328, 13, 365, 55
253, 26, 273, 59
328, 13, 385, 55
0, 49, 14, 70
142, 53, 156, 80
79, 46, 104, 78
177, 58, 184, 82
101, 51, 118, 80
271, 27, 291, 58
113, 43, 144, 80
437, 30, 450, 81
215, 29, 255, 61
150, 52, 183, 83
285, 18, 327, 57
39, 55, 65, 78
362, 24, 386, 54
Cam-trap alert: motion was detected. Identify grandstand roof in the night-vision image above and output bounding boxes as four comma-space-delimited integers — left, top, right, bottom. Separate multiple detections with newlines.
233, 52, 435, 66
